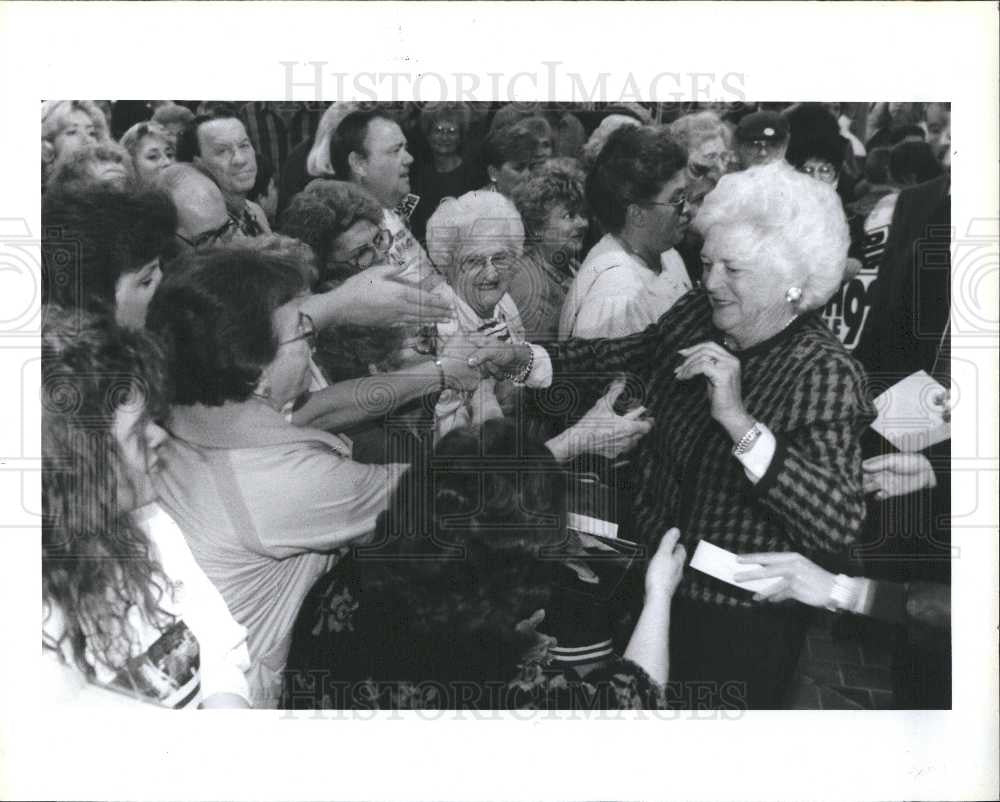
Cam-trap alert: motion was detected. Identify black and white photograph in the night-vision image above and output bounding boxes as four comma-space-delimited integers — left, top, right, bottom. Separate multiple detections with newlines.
0, 3, 997, 801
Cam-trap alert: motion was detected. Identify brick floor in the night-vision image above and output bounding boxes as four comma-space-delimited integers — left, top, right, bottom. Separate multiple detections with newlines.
786, 609, 896, 709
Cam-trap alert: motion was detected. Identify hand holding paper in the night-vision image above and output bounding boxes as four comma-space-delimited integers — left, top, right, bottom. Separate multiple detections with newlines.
689, 540, 782, 595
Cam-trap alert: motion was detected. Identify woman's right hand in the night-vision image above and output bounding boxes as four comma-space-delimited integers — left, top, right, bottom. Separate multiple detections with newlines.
466, 339, 533, 380
571, 377, 654, 459
645, 527, 686, 603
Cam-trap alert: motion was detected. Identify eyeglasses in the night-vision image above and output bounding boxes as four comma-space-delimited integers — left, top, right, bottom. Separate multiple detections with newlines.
332, 227, 394, 272
460, 250, 517, 272
278, 312, 317, 353
798, 163, 838, 181
641, 191, 689, 210
174, 216, 239, 250
432, 125, 459, 136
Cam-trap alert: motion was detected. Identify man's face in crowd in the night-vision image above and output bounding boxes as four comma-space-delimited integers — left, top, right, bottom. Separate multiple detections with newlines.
195, 117, 257, 197
354, 118, 414, 209
736, 138, 787, 169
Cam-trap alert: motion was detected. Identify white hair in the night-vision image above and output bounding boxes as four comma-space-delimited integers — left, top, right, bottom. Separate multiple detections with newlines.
693, 160, 849, 311
581, 114, 640, 165
426, 190, 525, 284
306, 102, 361, 178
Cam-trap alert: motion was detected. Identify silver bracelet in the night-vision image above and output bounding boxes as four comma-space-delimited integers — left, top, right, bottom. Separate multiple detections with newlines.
504, 345, 534, 384
826, 574, 860, 613
732, 422, 763, 457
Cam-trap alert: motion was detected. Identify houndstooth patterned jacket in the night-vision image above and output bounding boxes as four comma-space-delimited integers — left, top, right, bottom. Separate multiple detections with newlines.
538, 289, 877, 607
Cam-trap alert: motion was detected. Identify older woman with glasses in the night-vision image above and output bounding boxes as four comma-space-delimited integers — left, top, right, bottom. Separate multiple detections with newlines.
560, 125, 693, 340
669, 111, 735, 188
120, 121, 176, 190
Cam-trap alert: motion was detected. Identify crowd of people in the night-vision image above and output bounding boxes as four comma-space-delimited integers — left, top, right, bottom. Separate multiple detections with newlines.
40, 99, 952, 711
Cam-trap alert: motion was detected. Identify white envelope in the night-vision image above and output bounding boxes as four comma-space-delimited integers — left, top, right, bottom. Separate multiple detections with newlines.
689, 540, 782, 594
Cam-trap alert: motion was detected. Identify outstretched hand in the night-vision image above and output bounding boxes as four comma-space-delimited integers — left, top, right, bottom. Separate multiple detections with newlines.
333, 262, 455, 328
570, 375, 654, 459
734, 552, 835, 606
863, 452, 937, 499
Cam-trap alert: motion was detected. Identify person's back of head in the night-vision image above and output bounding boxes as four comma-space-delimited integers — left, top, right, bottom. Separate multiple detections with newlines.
888, 124, 926, 147
45, 142, 134, 194
158, 162, 230, 250
889, 140, 944, 187
362, 418, 567, 682
864, 147, 892, 185
785, 103, 845, 171
42, 185, 176, 322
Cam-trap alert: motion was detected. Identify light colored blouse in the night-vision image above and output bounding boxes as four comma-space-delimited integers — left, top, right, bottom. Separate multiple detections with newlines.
559, 234, 692, 340
42, 503, 251, 708
154, 400, 406, 708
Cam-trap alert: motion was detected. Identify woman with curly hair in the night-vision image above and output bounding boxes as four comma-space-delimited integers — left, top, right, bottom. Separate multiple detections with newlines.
283, 418, 686, 710
509, 158, 590, 340
560, 124, 693, 340
41, 100, 111, 185
45, 141, 134, 194
42, 307, 251, 708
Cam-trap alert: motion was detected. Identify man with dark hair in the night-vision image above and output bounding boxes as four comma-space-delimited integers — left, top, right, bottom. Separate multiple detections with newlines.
176, 105, 271, 237
331, 109, 435, 286
734, 110, 789, 169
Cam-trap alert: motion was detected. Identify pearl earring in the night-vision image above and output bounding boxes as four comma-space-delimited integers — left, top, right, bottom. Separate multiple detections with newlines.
785, 286, 802, 304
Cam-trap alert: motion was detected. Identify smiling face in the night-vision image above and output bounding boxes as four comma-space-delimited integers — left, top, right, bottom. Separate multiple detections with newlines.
112, 398, 168, 513
195, 117, 257, 196
701, 223, 797, 349
455, 245, 517, 318
428, 119, 461, 158
114, 257, 163, 330
541, 201, 588, 261
629, 170, 691, 255
355, 118, 413, 208
134, 134, 175, 188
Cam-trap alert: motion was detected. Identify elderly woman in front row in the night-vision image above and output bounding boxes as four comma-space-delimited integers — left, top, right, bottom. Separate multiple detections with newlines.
472, 161, 876, 708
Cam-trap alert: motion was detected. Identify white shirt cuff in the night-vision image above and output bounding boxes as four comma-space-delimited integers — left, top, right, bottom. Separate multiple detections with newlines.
523, 344, 553, 388
735, 423, 777, 483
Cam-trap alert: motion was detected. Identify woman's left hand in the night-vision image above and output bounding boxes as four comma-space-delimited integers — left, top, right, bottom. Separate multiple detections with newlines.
734, 552, 836, 606
675, 342, 754, 441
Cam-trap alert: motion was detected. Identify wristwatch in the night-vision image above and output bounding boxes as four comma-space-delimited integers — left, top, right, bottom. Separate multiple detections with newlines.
732, 422, 763, 457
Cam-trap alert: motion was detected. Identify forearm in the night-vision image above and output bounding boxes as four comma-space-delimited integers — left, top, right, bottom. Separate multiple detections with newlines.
292, 364, 440, 431
623, 595, 671, 686
544, 425, 586, 464
301, 286, 347, 331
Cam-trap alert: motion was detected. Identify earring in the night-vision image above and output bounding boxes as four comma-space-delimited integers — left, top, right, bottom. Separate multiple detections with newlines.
785, 286, 802, 304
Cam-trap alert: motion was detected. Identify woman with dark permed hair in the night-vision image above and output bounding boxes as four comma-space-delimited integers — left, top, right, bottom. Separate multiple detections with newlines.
42, 307, 250, 708
560, 124, 693, 340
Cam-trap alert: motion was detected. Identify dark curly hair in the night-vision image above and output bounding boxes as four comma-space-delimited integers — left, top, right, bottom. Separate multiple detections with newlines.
42, 186, 176, 318
785, 103, 845, 171
585, 125, 687, 234
146, 247, 307, 406
42, 306, 173, 677
356, 419, 569, 682
278, 179, 383, 285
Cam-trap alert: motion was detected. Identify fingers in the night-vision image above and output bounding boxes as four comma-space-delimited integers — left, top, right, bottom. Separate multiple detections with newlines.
733, 565, 795, 582
751, 578, 790, 603
862, 454, 893, 472
661, 527, 681, 551
601, 375, 628, 405
621, 405, 648, 420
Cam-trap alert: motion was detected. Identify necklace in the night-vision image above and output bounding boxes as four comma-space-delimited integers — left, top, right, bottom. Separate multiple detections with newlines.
724, 314, 799, 352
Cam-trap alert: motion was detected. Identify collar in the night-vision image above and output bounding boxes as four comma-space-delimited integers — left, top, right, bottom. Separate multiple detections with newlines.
711, 304, 815, 360
166, 399, 351, 456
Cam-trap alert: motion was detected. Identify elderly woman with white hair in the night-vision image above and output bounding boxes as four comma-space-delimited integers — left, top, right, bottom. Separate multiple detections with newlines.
471, 161, 876, 708
429, 190, 652, 461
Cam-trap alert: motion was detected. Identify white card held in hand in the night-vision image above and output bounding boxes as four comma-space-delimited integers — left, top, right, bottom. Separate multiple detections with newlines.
689, 540, 782, 594
870, 370, 950, 452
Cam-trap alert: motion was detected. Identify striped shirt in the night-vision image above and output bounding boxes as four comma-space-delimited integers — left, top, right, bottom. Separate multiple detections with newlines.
239, 101, 323, 179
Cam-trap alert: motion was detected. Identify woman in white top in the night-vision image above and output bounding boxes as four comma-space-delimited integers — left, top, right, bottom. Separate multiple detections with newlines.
42, 308, 251, 709
560, 124, 694, 340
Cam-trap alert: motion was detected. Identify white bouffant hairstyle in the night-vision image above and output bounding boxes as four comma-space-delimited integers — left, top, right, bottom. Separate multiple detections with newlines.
306, 101, 362, 178
693, 160, 849, 311
426, 190, 525, 283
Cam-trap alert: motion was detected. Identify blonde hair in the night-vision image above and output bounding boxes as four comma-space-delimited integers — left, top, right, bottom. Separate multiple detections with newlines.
426, 191, 525, 284
41, 100, 110, 165
119, 121, 173, 159
693, 160, 849, 311
306, 101, 362, 178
